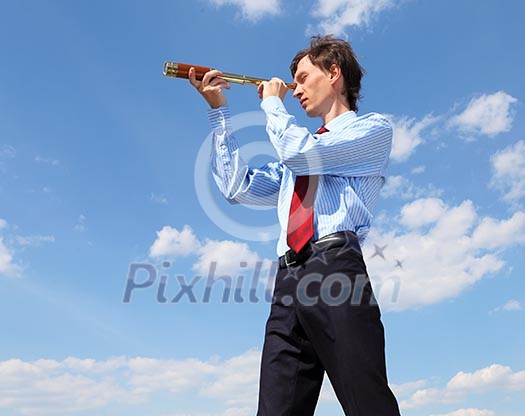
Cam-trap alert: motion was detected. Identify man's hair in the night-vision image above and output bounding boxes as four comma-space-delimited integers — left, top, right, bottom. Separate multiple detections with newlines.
290, 35, 365, 112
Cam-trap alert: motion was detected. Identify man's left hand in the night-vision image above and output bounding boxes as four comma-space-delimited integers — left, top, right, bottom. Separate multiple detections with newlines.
258, 77, 288, 101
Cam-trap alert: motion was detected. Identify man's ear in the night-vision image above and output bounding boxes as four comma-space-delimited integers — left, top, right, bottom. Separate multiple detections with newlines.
328, 64, 342, 84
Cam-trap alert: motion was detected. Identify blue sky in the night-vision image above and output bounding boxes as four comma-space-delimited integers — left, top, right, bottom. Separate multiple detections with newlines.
1, 0, 524, 415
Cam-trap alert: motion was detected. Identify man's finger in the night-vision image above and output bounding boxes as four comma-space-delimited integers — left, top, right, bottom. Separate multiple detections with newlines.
257, 81, 266, 93
202, 69, 223, 88
188, 67, 200, 88
208, 77, 230, 89
257, 82, 266, 99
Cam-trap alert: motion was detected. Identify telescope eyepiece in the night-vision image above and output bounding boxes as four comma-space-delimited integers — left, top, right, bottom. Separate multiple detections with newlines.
163, 62, 179, 77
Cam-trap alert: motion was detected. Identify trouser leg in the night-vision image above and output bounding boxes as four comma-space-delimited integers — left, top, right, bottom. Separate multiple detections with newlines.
296, 246, 401, 416
257, 267, 324, 416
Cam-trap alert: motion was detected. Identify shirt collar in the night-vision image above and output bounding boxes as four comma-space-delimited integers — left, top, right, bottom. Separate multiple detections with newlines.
324, 111, 356, 132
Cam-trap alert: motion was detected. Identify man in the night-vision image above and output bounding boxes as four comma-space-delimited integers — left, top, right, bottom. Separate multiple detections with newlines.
189, 35, 400, 416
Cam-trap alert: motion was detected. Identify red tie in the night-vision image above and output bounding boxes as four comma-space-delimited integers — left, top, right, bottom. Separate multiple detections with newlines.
286, 126, 328, 253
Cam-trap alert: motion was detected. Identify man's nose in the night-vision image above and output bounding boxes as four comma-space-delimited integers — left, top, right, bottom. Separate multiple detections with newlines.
293, 85, 302, 99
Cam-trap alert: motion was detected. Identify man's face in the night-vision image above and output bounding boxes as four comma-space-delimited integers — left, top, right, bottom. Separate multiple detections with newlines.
293, 55, 334, 118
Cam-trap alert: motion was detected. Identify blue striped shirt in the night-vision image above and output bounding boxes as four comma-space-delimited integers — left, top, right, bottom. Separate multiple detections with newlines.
208, 96, 392, 256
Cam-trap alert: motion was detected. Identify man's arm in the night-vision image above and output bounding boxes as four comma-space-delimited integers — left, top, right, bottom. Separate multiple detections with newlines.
260, 96, 392, 177
189, 68, 282, 206
209, 106, 282, 206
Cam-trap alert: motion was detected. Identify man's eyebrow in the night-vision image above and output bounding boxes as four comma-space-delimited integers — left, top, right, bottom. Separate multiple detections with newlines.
294, 70, 307, 82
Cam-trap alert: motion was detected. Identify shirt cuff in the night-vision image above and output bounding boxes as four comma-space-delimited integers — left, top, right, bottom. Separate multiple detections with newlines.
260, 96, 287, 114
208, 106, 233, 131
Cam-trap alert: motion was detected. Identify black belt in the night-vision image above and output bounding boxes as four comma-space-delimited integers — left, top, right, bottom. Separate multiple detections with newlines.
278, 231, 361, 269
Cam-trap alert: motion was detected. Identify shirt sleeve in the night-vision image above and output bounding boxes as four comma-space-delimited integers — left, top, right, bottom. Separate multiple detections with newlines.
260, 96, 392, 177
208, 105, 283, 206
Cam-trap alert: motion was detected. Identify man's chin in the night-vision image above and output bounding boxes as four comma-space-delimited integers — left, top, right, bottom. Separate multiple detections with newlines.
304, 106, 318, 118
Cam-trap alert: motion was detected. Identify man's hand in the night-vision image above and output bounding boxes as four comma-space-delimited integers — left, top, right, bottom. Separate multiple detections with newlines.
257, 77, 288, 101
188, 67, 230, 109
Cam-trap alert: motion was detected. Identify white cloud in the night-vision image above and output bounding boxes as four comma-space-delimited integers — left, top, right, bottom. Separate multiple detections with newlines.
381, 175, 443, 200
495, 299, 524, 312
447, 364, 525, 393
206, 0, 398, 31
384, 92, 517, 162
199, 349, 260, 406
149, 225, 201, 257
470, 211, 525, 250
149, 225, 275, 280
490, 140, 525, 204
34, 155, 59, 166
411, 165, 426, 174
450, 91, 518, 138
0, 236, 21, 278
61, 356, 129, 373
364, 198, 525, 311
387, 114, 439, 162
400, 363, 525, 410
150, 192, 168, 204
0, 351, 262, 416
2, 355, 523, 415
399, 198, 447, 228
430, 409, 495, 416
401, 387, 445, 409
127, 356, 216, 395
208, 0, 282, 22
1, 219, 55, 277
390, 379, 429, 398
0, 357, 139, 416
15, 235, 55, 247
193, 239, 262, 277
310, 0, 396, 35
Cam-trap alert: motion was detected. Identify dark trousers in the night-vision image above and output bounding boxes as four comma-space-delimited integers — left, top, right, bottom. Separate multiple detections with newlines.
257, 235, 400, 415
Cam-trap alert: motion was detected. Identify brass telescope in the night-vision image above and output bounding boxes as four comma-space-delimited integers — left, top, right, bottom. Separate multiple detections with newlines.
163, 62, 296, 90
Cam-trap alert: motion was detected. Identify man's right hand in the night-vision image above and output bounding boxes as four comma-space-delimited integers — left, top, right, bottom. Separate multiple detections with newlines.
188, 67, 230, 109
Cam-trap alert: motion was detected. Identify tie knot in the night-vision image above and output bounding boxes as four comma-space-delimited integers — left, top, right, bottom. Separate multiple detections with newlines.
316, 126, 329, 134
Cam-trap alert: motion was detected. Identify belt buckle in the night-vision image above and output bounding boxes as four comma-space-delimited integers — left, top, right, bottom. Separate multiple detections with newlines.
284, 251, 297, 267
